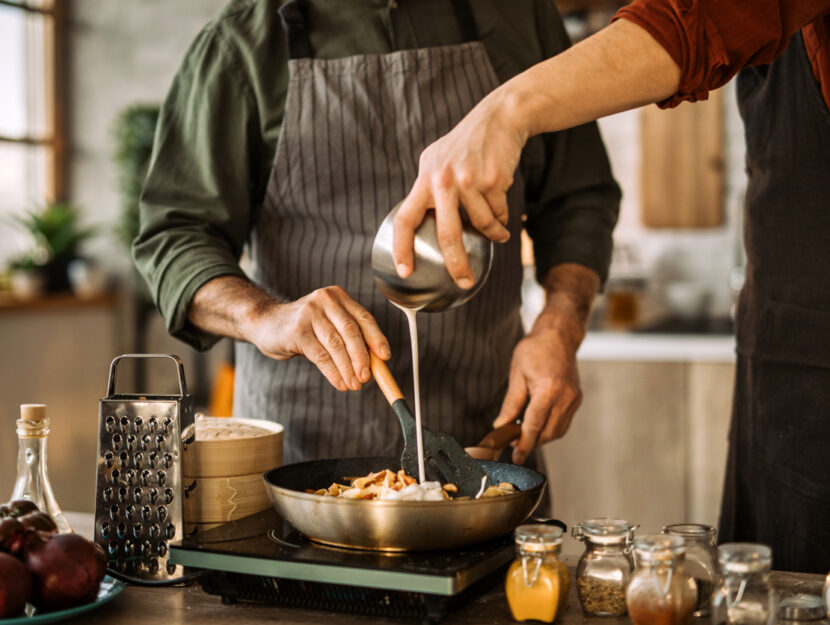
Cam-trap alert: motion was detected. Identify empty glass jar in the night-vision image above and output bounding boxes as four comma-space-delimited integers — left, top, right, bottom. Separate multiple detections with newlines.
573, 518, 637, 616
505, 524, 570, 623
711, 543, 778, 625
626, 534, 697, 625
662, 523, 718, 616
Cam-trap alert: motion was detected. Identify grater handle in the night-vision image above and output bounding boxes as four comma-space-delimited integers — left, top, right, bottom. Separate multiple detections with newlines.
106, 354, 189, 398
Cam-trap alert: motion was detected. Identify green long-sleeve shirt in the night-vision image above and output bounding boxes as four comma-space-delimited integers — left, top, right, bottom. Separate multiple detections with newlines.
133, 0, 621, 350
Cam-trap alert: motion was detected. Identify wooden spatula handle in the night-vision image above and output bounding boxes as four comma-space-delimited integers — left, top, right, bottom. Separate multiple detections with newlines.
370, 353, 404, 404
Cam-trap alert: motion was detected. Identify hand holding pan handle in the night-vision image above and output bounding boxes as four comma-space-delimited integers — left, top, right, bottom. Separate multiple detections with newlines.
465, 422, 522, 461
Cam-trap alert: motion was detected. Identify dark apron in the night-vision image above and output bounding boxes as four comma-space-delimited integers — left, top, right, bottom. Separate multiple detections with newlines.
233, 0, 526, 465
719, 30, 830, 573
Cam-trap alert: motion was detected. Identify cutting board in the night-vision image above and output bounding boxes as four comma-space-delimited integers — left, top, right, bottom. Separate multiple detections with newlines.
640, 88, 725, 228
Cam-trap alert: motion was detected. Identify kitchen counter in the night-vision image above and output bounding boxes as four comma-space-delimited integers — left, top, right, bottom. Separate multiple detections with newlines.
66, 513, 828, 625
578, 331, 736, 363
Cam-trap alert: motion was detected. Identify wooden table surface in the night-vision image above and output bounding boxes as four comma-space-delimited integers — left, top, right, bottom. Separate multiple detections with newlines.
64, 513, 828, 625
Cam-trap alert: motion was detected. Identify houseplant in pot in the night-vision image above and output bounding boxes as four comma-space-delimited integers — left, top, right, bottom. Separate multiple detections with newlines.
11, 202, 97, 293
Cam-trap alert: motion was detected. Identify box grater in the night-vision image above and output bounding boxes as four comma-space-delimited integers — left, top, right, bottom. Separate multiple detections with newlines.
93, 354, 195, 580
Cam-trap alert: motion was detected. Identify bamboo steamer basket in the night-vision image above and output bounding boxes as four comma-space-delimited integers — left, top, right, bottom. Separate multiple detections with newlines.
182, 416, 283, 477
182, 416, 283, 524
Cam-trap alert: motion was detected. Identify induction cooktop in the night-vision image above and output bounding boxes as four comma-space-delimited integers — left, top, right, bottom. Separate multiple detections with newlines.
169, 508, 514, 623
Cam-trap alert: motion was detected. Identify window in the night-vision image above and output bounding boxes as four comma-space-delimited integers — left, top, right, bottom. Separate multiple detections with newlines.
0, 0, 65, 264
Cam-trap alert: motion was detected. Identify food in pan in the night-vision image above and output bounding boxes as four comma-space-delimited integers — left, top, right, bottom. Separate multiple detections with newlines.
306, 468, 518, 501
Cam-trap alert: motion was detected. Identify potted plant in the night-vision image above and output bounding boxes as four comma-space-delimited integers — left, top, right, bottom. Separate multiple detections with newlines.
7, 253, 46, 300
11, 202, 97, 292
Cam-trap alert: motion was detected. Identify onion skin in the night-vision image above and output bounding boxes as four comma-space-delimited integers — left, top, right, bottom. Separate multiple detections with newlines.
3, 500, 39, 519
0, 551, 32, 617
24, 533, 106, 612
0, 518, 26, 556
18, 512, 58, 534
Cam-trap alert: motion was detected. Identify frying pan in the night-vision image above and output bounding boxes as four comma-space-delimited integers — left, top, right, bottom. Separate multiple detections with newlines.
263, 455, 545, 551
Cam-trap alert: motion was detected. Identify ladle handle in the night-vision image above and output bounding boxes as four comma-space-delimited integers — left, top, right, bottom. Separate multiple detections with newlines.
370, 353, 404, 405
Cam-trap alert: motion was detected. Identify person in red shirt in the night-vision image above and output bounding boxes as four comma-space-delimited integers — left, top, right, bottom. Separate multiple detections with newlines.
392, 1, 830, 573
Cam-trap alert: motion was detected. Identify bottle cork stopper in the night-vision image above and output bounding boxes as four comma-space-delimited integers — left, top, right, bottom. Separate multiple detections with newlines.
20, 404, 47, 424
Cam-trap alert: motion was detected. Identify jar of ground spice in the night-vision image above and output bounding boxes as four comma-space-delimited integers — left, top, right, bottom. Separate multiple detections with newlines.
505, 524, 570, 623
662, 524, 718, 616
572, 518, 637, 616
711, 543, 778, 625
626, 534, 697, 625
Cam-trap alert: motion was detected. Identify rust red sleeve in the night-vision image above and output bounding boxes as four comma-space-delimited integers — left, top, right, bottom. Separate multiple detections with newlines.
614, 0, 830, 108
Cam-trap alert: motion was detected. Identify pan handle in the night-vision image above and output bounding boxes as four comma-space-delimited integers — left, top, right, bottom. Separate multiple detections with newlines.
475, 422, 522, 450
369, 353, 404, 404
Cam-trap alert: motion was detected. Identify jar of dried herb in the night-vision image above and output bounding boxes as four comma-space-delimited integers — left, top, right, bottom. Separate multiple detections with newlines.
662, 524, 718, 616
626, 534, 697, 625
572, 518, 637, 616
711, 543, 778, 625
505, 524, 570, 623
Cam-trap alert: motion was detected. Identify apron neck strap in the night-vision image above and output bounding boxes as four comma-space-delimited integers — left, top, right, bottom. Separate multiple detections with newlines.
279, 0, 313, 60
279, 0, 479, 60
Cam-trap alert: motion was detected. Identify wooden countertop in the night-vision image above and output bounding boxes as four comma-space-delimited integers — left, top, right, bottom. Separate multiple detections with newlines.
66, 513, 828, 625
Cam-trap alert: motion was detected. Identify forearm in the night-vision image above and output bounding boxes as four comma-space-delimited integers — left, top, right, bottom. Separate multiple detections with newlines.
188, 275, 282, 343
497, 19, 680, 141
530, 263, 600, 353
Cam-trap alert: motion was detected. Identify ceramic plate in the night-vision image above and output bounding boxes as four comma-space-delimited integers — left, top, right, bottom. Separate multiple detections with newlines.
0, 576, 125, 624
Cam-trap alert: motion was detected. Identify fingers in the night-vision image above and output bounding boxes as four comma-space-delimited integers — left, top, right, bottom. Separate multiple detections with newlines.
510, 381, 581, 465
458, 187, 510, 243
511, 390, 550, 465
340, 295, 392, 363
493, 369, 527, 428
393, 181, 431, 279
275, 287, 391, 392
433, 186, 475, 289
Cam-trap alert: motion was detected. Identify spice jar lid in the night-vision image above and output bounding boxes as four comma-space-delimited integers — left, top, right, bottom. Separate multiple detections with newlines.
778, 594, 826, 621
633, 534, 685, 562
662, 523, 716, 542
515, 524, 563, 551
718, 543, 772, 574
574, 518, 637, 544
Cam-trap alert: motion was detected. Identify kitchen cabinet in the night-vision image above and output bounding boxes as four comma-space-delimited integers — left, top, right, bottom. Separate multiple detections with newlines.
540, 355, 735, 554
640, 89, 725, 228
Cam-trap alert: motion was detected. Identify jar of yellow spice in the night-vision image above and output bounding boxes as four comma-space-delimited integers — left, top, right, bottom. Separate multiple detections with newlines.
506, 524, 570, 622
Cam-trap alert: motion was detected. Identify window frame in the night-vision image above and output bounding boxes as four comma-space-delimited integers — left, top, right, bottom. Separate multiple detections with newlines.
0, 0, 67, 201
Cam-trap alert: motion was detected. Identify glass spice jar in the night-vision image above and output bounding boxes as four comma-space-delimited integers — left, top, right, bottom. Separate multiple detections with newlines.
711, 543, 778, 625
626, 534, 697, 625
662, 523, 719, 616
505, 524, 570, 623
572, 518, 637, 616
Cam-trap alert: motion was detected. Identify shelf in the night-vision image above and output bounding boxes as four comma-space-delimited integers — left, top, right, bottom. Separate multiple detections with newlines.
0, 290, 118, 313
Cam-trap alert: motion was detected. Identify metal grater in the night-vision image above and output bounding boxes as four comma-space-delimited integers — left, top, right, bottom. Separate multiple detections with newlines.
93, 354, 195, 580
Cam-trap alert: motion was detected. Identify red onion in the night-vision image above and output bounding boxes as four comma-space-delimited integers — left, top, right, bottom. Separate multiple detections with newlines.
0, 518, 26, 556
0, 551, 32, 617
2, 500, 39, 519
18, 512, 57, 534
24, 532, 106, 612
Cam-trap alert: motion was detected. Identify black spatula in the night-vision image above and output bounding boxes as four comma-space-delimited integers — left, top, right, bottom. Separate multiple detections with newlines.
370, 353, 488, 497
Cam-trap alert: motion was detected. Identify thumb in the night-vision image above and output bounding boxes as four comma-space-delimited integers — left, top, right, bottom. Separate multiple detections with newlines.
494, 371, 527, 428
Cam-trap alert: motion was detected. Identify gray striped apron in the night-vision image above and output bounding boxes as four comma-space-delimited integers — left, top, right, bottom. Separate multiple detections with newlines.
234, 0, 526, 465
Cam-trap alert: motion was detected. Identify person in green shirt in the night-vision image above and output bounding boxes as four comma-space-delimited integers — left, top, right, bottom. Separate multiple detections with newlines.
133, 0, 620, 466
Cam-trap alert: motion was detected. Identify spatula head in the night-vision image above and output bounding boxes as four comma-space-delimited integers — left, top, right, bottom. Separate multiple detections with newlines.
400, 430, 489, 498
391, 398, 488, 497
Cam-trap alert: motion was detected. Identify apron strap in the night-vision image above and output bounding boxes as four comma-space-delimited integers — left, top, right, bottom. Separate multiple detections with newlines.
452, 0, 478, 43
279, 0, 313, 60
279, 0, 479, 60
